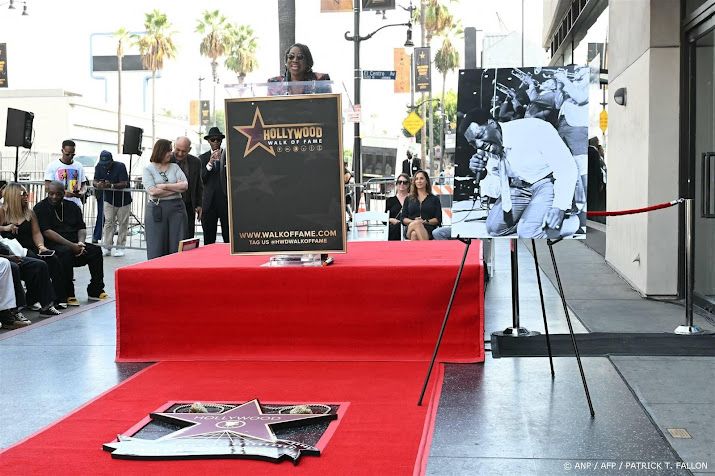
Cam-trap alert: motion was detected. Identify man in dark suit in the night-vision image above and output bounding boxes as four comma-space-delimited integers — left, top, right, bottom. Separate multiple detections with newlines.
401, 151, 421, 177
173, 136, 204, 239
200, 127, 229, 244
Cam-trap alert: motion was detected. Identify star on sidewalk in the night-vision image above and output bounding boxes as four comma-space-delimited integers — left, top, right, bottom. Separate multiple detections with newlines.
151, 399, 336, 442
235, 108, 276, 157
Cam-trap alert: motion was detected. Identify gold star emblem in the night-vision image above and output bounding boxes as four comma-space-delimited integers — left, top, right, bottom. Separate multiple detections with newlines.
234, 108, 276, 157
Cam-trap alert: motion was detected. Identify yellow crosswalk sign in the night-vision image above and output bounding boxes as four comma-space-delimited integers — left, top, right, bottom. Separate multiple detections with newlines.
403, 111, 425, 136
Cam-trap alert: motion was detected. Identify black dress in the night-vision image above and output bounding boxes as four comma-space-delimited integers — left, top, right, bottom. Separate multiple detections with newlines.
385, 195, 405, 241
401, 194, 442, 239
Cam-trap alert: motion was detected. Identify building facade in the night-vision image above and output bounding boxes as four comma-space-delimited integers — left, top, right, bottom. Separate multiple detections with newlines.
543, 0, 714, 314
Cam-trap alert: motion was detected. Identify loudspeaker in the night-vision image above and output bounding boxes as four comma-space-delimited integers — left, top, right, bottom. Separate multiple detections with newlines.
122, 125, 143, 155
5, 108, 34, 149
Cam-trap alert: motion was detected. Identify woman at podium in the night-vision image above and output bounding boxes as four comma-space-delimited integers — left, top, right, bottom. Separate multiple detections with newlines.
267, 43, 331, 95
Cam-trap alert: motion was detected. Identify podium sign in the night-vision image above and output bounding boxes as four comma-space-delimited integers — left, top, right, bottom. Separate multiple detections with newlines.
225, 94, 346, 255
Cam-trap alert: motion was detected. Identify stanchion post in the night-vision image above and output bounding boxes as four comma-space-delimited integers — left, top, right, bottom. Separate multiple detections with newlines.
495, 239, 538, 337
675, 198, 704, 335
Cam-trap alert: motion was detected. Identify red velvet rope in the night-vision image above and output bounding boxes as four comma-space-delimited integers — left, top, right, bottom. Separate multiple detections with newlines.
586, 199, 684, 217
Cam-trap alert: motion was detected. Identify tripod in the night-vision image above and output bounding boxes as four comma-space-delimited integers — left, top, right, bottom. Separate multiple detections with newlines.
417, 237, 595, 418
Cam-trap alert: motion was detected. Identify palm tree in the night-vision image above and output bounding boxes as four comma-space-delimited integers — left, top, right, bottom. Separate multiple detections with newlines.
434, 22, 462, 170
277, 0, 295, 73
415, 0, 454, 174
422, 0, 453, 44
225, 24, 259, 84
115, 27, 131, 153
135, 10, 176, 143
196, 9, 232, 126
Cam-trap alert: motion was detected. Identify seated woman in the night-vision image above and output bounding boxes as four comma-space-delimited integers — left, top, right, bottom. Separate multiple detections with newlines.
401, 170, 442, 240
0, 183, 63, 314
143, 139, 188, 259
386, 173, 410, 241
267, 43, 331, 95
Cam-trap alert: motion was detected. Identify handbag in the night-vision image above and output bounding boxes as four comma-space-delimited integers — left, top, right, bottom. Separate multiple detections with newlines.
0, 236, 28, 257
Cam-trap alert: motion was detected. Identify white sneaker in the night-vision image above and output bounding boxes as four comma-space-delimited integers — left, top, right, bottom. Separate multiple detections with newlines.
102, 248, 111, 257
112, 248, 125, 257
30, 302, 42, 311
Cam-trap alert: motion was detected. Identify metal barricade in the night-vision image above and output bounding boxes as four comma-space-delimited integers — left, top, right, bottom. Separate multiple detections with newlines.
362, 177, 396, 212
18, 181, 151, 250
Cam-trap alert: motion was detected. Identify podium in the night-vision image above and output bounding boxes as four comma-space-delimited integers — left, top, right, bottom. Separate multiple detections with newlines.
222, 81, 352, 258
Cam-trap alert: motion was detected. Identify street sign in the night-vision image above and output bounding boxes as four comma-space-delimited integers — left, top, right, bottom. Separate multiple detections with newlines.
414, 47, 431, 92
200, 100, 210, 126
599, 109, 608, 134
362, 70, 396, 80
403, 111, 424, 136
347, 104, 361, 123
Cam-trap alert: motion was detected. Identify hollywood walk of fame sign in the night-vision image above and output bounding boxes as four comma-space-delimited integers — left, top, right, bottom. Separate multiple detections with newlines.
225, 93, 346, 255
103, 399, 340, 463
414, 47, 431, 93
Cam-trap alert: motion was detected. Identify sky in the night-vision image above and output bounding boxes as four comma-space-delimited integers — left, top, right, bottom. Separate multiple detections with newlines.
1, 0, 546, 141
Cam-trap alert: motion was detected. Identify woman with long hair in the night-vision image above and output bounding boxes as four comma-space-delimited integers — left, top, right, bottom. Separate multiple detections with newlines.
400, 170, 442, 240
386, 173, 410, 241
0, 183, 63, 314
143, 139, 188, 259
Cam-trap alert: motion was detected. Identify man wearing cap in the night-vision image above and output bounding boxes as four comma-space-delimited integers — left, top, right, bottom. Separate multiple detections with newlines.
173, 137, 203, 240
200, 127, 229, 244
93, 150, 131, 257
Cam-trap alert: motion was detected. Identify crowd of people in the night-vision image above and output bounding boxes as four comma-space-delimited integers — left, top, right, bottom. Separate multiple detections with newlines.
0, 42, 453, 327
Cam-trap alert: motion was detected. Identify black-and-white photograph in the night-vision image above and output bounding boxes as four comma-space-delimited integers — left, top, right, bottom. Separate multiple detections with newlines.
452, 65, 591, 239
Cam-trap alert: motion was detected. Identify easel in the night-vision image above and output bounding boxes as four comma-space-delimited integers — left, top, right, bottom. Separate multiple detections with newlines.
417, 237, 595, 418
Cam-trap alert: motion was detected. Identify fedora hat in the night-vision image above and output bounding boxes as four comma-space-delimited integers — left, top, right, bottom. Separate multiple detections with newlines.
204, 127, 225, 140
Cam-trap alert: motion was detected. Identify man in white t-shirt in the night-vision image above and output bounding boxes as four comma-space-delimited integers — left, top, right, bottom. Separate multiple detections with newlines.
45, 139, 87, 208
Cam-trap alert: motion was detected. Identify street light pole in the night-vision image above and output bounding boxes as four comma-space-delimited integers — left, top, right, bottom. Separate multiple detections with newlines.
344, 0, 414, 195
352, 0, 362, 192
198, 77, 204, 155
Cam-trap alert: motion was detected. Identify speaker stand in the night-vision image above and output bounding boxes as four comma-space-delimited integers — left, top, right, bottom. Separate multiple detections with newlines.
128, 154, 135, 180
13, 146, 19, 182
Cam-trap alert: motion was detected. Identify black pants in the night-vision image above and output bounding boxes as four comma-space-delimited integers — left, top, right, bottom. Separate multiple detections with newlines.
48, 243, 105, 298
27, 250, 67, 304
183, 201, 195, 240
16, 255, 56, 307
201, 199, 229, 245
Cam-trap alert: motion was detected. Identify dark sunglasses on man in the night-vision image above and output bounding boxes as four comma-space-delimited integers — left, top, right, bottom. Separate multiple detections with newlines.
208, 137, 222, 143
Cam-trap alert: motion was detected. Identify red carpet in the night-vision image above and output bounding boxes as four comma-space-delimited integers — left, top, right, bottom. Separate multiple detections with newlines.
116, 241, 484, 363
0, 361, 444, 475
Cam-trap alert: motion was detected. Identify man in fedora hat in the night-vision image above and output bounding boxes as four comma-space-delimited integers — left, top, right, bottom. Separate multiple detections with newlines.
200, 127, 229, 244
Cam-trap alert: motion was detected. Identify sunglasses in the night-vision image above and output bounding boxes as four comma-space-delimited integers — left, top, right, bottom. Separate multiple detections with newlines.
396, 180, 409, 185
159, 171, 169, 183
20, 190, 28, 197
287, 53, 305, 61
208, 137, 222, 143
